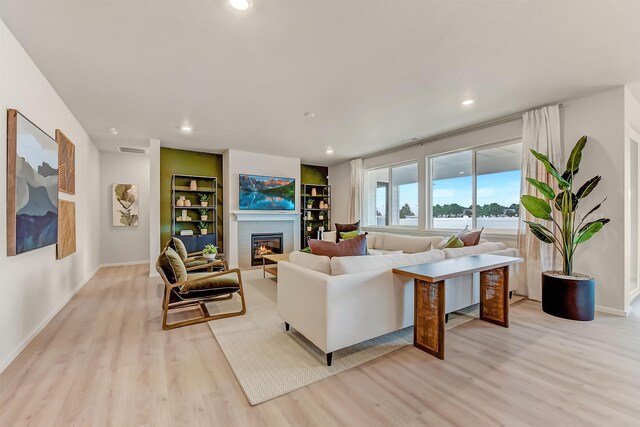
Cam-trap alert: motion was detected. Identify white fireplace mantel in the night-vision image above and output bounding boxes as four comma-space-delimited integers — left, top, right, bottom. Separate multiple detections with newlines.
231, 210, 301, 222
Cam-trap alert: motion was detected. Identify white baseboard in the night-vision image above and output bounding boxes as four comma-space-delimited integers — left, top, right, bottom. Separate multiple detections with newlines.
99, 260, 149, 268
0, 264, 101, 374
595, 305, 629, 317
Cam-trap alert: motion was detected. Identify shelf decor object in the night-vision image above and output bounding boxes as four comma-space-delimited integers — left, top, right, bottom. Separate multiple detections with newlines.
301, 183, 331, 248
6, 109, 59, 256
171, 174, 218, 253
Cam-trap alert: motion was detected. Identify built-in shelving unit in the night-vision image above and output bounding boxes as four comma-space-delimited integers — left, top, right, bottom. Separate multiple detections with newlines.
171, 174, 218, 252
301, 184, 331, 248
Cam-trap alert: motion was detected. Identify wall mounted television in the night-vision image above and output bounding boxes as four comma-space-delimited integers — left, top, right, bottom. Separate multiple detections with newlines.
239, 174, 296, 210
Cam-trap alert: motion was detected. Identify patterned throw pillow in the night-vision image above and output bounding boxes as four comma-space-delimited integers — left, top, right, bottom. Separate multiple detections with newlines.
309, 234, 368, 258
457, 227, 484, 246
334, 221, 360, 242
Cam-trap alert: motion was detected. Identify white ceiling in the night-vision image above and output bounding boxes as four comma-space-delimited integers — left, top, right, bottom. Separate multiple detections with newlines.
2, 0, 640, 165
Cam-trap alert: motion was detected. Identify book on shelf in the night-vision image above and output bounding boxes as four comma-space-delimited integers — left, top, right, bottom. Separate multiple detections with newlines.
180, 230, 194, 236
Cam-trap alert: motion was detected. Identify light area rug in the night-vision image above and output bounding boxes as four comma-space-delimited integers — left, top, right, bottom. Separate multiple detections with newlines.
206, 269, 477, 405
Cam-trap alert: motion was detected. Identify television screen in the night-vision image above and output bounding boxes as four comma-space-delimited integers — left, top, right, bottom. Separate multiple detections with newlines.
239, 174, 296, 210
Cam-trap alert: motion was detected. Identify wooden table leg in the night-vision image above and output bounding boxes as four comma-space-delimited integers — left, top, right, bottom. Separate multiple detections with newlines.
479, 266, 509, 327
413, 279, 445, 360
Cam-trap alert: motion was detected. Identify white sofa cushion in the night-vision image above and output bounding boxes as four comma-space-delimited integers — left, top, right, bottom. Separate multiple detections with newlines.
289, 251, 331, 275
330, 250, 445, 275
443, 241, 507, 258
371, 232, 442, 253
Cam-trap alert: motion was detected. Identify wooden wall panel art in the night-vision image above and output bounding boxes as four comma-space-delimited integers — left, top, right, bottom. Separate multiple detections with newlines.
56, 129, 75, 195
57, 200, 76, 259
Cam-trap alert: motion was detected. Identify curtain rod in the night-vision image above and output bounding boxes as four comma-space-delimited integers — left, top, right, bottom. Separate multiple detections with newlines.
361, 103, 562, 160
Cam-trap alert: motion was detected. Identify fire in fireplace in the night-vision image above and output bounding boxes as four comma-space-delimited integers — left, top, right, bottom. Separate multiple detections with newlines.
250, 233, 284, 266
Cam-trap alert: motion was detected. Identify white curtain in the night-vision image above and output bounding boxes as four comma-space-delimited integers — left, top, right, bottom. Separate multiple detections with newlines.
348, 158, 363, 223
518, 105, 563, 300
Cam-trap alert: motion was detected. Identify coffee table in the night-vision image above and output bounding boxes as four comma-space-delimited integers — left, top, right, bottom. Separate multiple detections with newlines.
393, 254, 523, 360
262, 253, 290, 278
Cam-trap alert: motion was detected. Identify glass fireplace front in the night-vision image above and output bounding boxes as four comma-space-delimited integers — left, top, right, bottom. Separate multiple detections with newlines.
251, 233, 284, 266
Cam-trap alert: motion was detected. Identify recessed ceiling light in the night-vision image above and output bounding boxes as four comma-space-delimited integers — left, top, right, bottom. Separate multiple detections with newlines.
108, 127, 119, 135
304, 112, 316, 118
229, 0, 252, 11
180, 125, 194, 132
326, 148, 334, 154
462, 99, 475, 106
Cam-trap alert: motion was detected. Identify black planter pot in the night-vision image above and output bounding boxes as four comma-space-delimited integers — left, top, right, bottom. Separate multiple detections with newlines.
541, 272, 595, 321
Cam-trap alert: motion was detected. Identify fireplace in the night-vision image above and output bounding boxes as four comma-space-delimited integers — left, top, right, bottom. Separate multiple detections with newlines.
250, 233, 284, 266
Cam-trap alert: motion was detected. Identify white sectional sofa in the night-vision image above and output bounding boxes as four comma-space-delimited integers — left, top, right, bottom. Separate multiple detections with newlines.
277, 231, 518, 365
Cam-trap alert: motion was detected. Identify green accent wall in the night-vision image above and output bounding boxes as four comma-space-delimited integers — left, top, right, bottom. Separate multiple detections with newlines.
160, 148, 223, 251
301, 164, 329, 185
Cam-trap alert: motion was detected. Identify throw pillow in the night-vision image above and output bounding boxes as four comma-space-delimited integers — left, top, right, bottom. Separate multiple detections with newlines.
165, 237, 188, 261
334, 220, 360, 242
309, 234, 367, 258
157, 247, 188, 284
436, 235, 465, 250
457, 227, 484, 246
340, 230, 359, 240
180, 272, 239, 293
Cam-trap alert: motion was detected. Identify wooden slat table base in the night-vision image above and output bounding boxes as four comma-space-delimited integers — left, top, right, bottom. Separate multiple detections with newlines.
414, 280, 445, 360
479, 266, 509, 327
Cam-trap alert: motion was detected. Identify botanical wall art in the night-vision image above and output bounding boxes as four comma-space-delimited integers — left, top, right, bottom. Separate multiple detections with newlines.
56, 129, 75, 194
112, 184, 139, 226
6, 109, 59, 256
57, 200, 76, 259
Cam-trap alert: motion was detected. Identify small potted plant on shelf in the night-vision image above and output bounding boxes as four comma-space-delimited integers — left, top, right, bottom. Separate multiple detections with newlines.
521, 136, 609, 321
306, 225, 313, 232
306, 200, 313, 209
198, 193, 209, 207
319, 209, 325, 220
202, 244, 218, 260
198, 222, 208, 235
199, 209, 208, 221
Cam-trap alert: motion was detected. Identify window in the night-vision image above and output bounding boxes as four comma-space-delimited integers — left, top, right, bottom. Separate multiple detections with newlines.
429, 141, 522, 231
364, 162, 419, 227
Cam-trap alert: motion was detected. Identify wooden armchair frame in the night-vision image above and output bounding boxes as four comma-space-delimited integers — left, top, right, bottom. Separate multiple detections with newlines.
156, 266, 246, 330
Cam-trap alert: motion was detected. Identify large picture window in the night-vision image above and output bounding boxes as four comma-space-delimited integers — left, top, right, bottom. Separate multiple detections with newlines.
429, 141, 522, 231
364, 162, 419, 227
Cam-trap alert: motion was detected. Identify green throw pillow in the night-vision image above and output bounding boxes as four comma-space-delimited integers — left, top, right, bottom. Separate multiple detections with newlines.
157, 247, 188, 284
340, 230, 359, 240
181, 272, 240, 292
444, 235, 465, 249
299, 247, 312, 253
166, 237, 188, 261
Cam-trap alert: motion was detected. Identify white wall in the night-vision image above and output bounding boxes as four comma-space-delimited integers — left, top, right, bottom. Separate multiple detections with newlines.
99, 152, 150, 265
224, 149, 301, 268
560, 88, 626, 314
623, 88, 640, 309
0, 20, 101, 372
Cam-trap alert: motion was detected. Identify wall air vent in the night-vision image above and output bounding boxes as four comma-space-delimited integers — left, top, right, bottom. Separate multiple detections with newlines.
118, 146, 147, 155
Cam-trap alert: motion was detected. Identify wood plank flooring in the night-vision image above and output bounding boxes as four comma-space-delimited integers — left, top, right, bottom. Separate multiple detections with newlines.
1, 264, 639, 426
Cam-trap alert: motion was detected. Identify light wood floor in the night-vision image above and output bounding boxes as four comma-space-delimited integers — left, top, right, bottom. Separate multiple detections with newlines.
1, 265, 640, 426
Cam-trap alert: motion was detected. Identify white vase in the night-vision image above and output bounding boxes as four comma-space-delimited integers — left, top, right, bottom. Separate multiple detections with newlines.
176, 199, 184, 207
311, 188, 317, 196
185, 200, 191, 207
190, 180, 197, 190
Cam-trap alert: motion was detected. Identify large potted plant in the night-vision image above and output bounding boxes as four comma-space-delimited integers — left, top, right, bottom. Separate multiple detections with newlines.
521, 136, 609, 321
